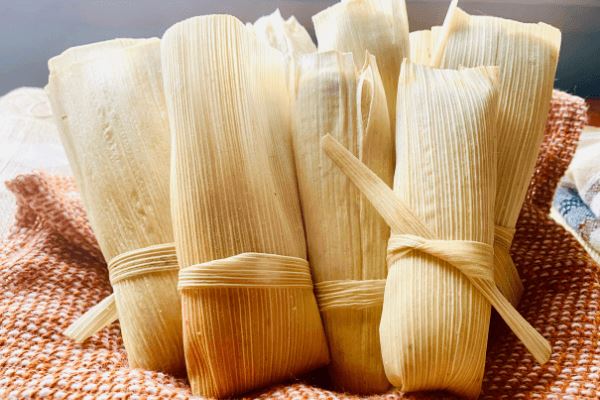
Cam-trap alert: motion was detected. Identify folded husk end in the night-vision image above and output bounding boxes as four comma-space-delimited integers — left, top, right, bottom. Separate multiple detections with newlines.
181, 287, 329, 398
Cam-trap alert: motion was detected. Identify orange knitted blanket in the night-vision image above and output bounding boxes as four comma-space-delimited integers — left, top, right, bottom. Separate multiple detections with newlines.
0, 91, 591, 399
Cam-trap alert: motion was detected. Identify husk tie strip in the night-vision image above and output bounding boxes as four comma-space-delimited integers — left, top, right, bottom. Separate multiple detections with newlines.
316, 280, 385, 311
109, 242, 178, 285
64, 294, 118, 343
388, 234, 494, 282
65, 242, 178, 342
321, 134, 552, 365
178, 253, 313, 289
177, 251, 328, 397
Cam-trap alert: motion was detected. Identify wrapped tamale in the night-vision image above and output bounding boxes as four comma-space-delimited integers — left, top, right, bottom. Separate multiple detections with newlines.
46, 39, 184, 375
312, 0, 409, 130
382, 61, 498, 398
291, 50, 392, 393
162, 15, 329, 398
432, 1, 561, 305
250, 9, 316, 55
320, 60, 551, 398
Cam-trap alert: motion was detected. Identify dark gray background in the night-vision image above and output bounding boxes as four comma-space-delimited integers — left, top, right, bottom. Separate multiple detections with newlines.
1, 0, 598, 97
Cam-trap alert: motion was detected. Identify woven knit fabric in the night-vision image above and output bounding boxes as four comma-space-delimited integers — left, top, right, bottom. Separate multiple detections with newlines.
0, 90, 592, 399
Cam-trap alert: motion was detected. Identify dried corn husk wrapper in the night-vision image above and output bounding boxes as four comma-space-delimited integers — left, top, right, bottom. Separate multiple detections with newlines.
409, 30, 432, 65
46, 39, 184, 375
292, 51, 392, 393
321, 60, 552, 398
250, 9, 316, 55
432, 1, 562, 305
380, 61, 499, 398
162, 15, 329, 398
313, 0, 409, 130
178, 253, 325, 397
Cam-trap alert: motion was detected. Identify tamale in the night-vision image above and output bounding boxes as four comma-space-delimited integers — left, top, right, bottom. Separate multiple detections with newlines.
251, 9, 316, 55
432, 1, 561, 305
409, 30, 432, 65
312, 0, 409, 130
162, 15, 329, 398
46, 39, 184, 375
320, 61, 551, 398
291, 51, 392, 393
381, 61, 498, 398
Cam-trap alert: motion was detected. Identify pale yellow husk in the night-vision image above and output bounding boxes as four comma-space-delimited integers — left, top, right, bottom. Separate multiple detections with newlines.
409, 30, 432, 65
250, 9, 316, 55
312, 0, 409, 131
46, 39, 184, 375
382, 61, 498, 398
291, 50, 392, 393
162, 15, 329, 398
320, 61, 551, 398
432, 1, 562, 305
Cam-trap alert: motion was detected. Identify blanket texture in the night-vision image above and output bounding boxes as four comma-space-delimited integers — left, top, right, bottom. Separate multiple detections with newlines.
0, 91, 591, 399
551, 127, 600, 264
552, 184, 600, 265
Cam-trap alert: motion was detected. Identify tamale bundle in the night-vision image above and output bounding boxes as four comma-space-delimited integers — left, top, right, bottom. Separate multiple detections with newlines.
291, 51, 393, 393
382, 61, 498, 398
46, 39, 184, 375
312, 0, 409, 130
251, 9, 316, 55
432, 1, 562, 305
321, 60, 552, 398
161, 15, 329, 398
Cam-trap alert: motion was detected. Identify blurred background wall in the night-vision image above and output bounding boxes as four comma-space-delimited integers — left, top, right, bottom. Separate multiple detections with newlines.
0, 0, 598, 97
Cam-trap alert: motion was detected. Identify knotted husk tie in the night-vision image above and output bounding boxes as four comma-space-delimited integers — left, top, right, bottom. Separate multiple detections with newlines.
387, 235, 494, 282
321, 134, 551, 392
178, 253, 328, 397
315, 280, 388, 392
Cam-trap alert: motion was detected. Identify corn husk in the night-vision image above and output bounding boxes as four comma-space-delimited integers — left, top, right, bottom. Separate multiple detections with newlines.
382, 61, 498, 398
312, 0, 409, 130
162, 15, 329, 398
432, 1, 562, 305
46, 39, 184, 375
250, 9, 316, 55
321, 60, 551, 398
409, 30, 432, 65
291, 50, 392, 393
